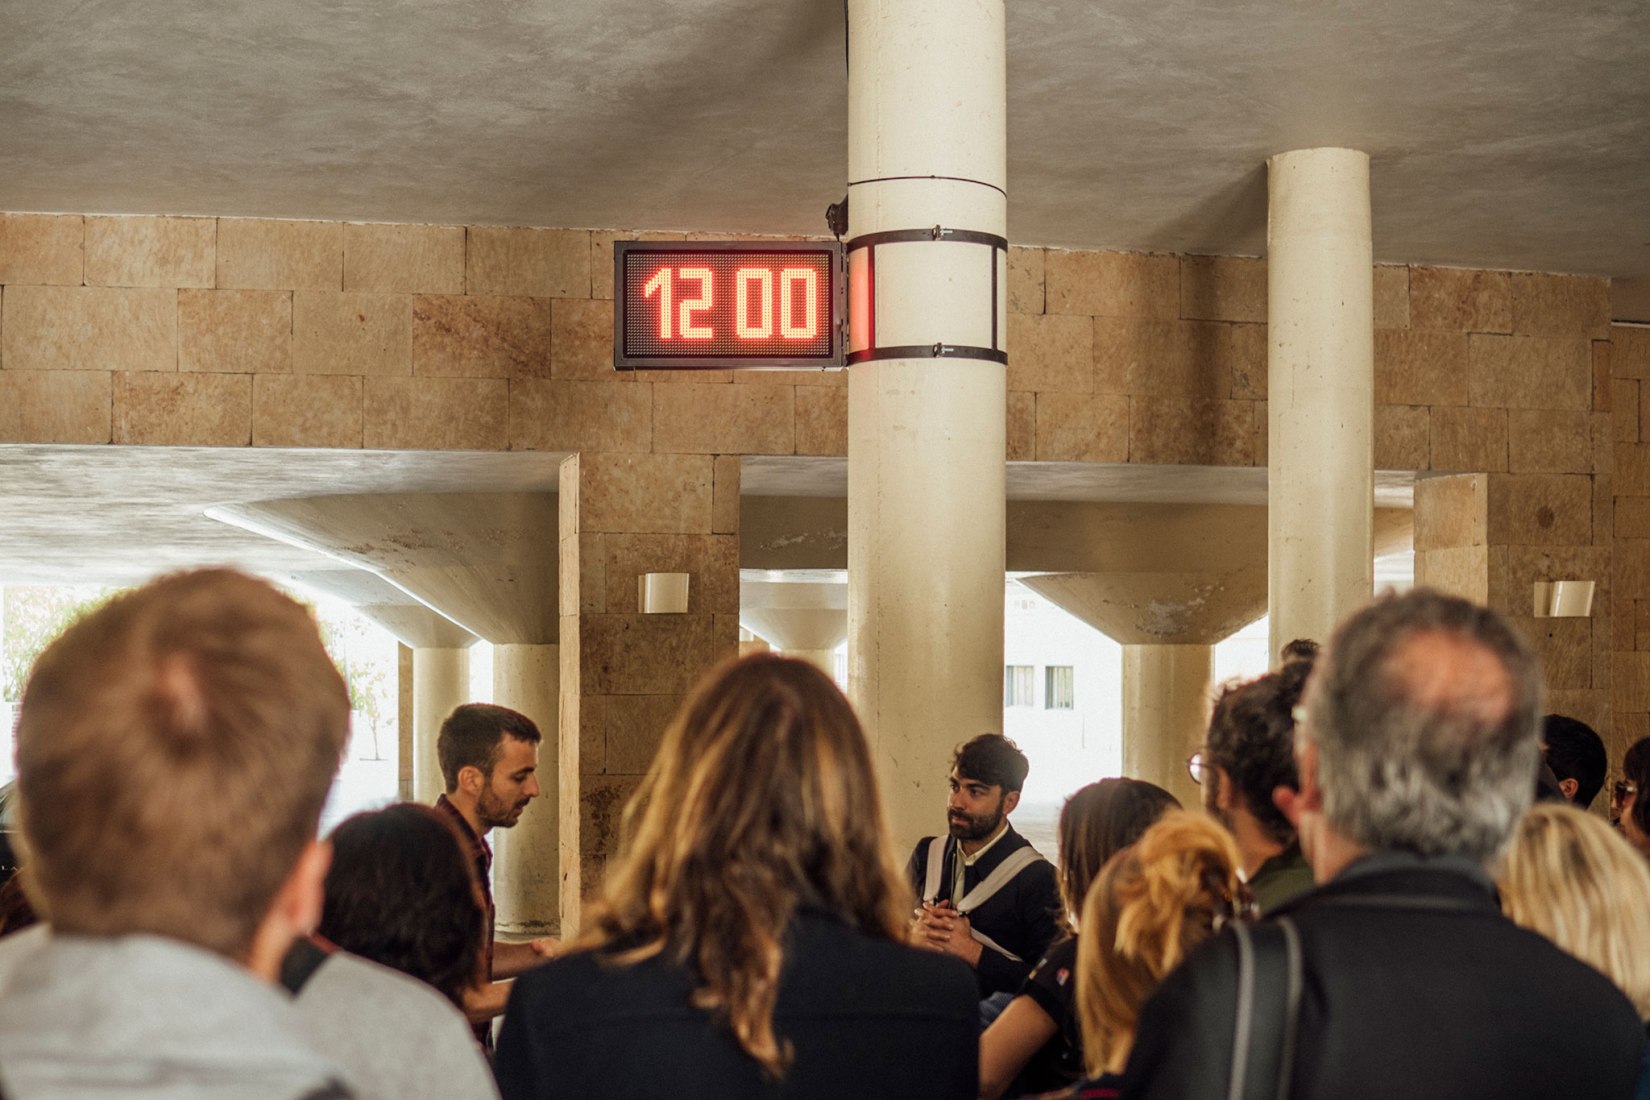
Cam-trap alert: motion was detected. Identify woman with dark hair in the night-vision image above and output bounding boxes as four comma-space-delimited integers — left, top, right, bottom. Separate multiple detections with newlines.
977, 778, 1180, 1099
1615, 737, 1650, 861
494, 653, 979, 1100
321, 802, 487, 1009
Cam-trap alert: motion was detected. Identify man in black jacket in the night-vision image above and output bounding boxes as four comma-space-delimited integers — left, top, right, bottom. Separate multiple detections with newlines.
906, 734, 1061, 999
1121, 590, 1644, 1100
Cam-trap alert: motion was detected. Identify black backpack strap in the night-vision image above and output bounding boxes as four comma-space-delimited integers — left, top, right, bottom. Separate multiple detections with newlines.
279, 936, 334, 996
1228, 917, 1302, 1100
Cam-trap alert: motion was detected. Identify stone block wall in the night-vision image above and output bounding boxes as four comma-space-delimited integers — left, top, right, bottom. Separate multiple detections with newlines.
0, 208, 1626, 872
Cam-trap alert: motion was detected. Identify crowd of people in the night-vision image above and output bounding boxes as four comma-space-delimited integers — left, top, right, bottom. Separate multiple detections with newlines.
0, 568, 1647, 1099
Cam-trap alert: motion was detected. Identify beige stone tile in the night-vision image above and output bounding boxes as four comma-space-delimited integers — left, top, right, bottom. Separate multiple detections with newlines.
292, 291, 412, 376
1415, 546, 1490, 603
1618, 443, 1650, 495
1595, 471, 1614, 543
579, 614, 716, 695
413, 294, 550, 379
1179, 255, 1265, 323
1008, 247, 1045, 315
1373, 265, 1410, 329
604, 694, 683, 774
561, 532, 606, 615
1046, 249, 1178, 320
1507, 546, 1611, 617
1008, 313, 1092, 393
1485, 473, 1593, 546
1374, 330, 1469, 406
1511, 272, 1611, 339
1617, 539, 1650, 601
1094, 318, 1232, 400
178, 289, 291, 374
508, 377, 651, 452
217, 218, 342, 290
1614, 652, 1650, 712
1595, 341, 1613, 413
1430, 406, 1507, 472
653, 382, 793, 454
1128, 396, 1253, 465
551, 298, 616, 380
1006, 390, 1035, 461
1616, 325, 1650, 380
1507, 409, 1592, 474
1467, 334, 1592, 411
1593, 410, 1615, 475
0, 214, 83, 285
1617, 498, 1650, 539
113, 372, 251, 445
732, 366, 846, 388
3, 285, 175, 372
468, 227, 590, 298
627, 368, 734, 385
1375, 404, 1429, 470
600, 533, 739, 616
579, 452, 714, 535
0, 370, 111, 442
1413, 473, 1487, 551
85, 216, 214, 288
343, 223, 464, 294
578, 773, 643, 858
252, 375, 362, 448
1229, 323, 1267, 400
1035, 392, 1128, 462
711, 454, 740, 535
362, 376, 507, 450
1251, 400, 1268, 466
795, 385, 846, 456
1408, 267, 1511, 333
1525, 618, 1594, 691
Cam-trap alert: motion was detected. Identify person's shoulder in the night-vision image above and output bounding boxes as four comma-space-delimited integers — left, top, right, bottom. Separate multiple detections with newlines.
302, 951, 462, 1018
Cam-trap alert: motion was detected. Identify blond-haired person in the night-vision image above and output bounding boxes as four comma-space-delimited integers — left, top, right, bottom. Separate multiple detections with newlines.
493, 653, 979, 1100
0, 570, 354, 1099
1500, 802, 1650, 1100
1068, 812, 1244, 1097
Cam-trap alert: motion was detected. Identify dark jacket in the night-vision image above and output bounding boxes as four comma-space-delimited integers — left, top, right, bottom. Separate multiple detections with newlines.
1121, 853, 1645, 1100
493, 908, 978, 1100
906, 824, 1062, 997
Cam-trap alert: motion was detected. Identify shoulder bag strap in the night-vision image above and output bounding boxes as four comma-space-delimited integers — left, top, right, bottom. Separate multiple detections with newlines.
1228, 918, 1303, 1100
922, 835, 948, 903
956, 844, 1044, 914
279, 936, 334, 996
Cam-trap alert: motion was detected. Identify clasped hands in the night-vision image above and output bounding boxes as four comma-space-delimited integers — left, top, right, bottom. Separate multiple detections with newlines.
907, 899, 983, 967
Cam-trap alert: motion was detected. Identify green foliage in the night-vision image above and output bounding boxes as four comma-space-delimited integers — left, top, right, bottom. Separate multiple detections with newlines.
3, 586, 123, 702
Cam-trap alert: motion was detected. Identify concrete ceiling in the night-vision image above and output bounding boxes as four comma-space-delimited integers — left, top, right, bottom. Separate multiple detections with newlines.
2, 0, 1647, 278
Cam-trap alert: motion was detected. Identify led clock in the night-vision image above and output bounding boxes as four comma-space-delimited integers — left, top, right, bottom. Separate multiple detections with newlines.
613, 241, 845, 370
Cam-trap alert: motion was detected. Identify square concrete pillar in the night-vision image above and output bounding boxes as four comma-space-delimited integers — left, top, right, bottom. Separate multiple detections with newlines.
557, 452, 740, 933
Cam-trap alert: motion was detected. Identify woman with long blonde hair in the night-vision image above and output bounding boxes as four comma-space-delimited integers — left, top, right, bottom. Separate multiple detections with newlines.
494, 653, 979, 1099
1499, 802, 1650, 1100
1071, 812, 1244, 1096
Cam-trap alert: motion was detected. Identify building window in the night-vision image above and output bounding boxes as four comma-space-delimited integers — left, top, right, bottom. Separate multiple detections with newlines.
1045, 665, 1074, 710
1005, 665, 1034, 707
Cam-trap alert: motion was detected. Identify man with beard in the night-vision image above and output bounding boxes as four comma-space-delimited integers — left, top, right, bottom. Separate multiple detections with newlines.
1198, 658, 1317, 913
435, 703, 555, 1044
905, 734, 1061, 1000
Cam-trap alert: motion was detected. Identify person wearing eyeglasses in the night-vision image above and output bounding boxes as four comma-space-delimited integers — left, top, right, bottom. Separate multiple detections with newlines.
1187, 657, 1316, 915
1616, 737, 1650, 861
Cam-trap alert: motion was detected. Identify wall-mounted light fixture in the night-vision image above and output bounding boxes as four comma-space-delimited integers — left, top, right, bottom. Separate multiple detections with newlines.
1533, 580, 1595, 618
639, 572, 690, 614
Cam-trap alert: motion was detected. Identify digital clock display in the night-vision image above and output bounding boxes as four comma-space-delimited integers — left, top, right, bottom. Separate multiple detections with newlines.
614, 241, 844, 370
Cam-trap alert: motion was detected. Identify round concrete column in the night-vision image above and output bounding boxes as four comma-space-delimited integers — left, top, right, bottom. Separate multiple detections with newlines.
846, 0, 1008, 853
1267, 148, 1374, 652
490, 643, 560, 936
412, 646, 471, 804
1121, 644, 1212, 809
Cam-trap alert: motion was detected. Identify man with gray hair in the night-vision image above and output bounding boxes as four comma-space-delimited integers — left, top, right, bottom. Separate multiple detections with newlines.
1120, 590, 1643, 1099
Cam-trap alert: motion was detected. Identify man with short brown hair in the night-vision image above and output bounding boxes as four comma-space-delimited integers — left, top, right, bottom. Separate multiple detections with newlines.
0, 569, 354, 1098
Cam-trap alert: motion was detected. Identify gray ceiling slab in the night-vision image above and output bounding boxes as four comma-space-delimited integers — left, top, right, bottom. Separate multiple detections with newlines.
2, 0, 1646, 276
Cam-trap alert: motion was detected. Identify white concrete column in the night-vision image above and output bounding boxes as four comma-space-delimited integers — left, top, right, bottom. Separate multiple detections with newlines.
847, 0, 1008, 853
1121, 644, 1212, 810
1267, 148, 1374, 653
490, 643, 560, 936
412, 646, 471, 804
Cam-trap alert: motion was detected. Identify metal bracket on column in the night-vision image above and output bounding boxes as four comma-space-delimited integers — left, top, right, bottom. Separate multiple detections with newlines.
845, 226, 1008, 367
